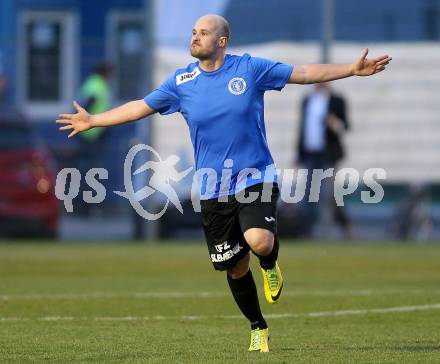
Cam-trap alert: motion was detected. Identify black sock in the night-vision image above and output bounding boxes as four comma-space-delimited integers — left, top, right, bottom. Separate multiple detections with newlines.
227, 270, 267, 330
257, 237, 279, 270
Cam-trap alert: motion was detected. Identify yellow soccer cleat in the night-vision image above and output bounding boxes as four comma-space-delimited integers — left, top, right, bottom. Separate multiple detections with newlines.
261, 261, 284, 304
248, 328, 269, 352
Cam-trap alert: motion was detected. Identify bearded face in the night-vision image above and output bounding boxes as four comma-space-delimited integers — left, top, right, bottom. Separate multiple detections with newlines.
190, 29, 219, 60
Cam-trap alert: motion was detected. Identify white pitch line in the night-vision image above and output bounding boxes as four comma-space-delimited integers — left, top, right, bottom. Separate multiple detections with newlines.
1, 289, 440, 301
263, 303, 440, 319
1, 303, 439, 323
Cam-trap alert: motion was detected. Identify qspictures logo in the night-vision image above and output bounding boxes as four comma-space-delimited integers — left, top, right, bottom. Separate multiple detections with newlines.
55, 144, 386, 221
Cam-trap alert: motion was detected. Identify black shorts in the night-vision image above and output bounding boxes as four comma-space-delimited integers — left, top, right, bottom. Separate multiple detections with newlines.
201, 183, 279, 271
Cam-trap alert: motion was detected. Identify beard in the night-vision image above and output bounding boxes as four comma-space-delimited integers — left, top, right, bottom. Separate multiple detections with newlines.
190, 44, 215, 60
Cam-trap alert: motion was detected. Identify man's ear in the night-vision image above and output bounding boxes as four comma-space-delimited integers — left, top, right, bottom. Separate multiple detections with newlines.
218, 37, 228, 49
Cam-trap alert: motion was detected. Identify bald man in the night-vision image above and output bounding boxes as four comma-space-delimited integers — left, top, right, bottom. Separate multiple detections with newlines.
57, 14, 392, 352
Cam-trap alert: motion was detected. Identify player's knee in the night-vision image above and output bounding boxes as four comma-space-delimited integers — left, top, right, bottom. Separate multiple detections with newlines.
227, 263, 249, 279
245, 229, 274, 256
253, 238, 273, 256
227, 267, 248, 279
227, 253, 250, 279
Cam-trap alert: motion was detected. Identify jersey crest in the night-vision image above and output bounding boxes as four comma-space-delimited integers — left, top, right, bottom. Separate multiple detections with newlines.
228, 77, 247, 95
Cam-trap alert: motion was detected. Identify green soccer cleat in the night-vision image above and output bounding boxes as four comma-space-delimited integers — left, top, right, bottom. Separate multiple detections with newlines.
248, 328, 269, 352
261, 261, 284, 304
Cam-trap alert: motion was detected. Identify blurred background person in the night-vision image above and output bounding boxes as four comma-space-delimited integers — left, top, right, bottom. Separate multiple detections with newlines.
394, 184, 433, 241
75, 62, 113, 216
78, 62, 113, 144
296, 83, 352, 239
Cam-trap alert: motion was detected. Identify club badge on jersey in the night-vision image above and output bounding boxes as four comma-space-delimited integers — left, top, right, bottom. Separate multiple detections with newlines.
228, 77, 247, 95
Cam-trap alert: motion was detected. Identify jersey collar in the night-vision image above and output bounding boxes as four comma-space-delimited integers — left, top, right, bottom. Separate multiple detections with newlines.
197, 54, 232, 76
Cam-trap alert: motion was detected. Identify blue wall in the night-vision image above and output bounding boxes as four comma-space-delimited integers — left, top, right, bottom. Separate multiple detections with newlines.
223, 0, 440, 45
0, 0, 144, 107
0, 0, 147, 196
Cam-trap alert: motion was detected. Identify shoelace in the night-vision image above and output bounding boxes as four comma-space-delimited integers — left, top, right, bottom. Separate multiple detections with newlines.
267, 269, 279, 291
251, 332, 261, 348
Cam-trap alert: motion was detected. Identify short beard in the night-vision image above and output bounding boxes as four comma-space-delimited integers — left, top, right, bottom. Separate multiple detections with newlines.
190, 47, 214, 61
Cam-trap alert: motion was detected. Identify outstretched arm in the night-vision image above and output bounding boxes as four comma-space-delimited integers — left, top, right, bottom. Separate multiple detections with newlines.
289, 48, 392, 85
56, 100, 156, 138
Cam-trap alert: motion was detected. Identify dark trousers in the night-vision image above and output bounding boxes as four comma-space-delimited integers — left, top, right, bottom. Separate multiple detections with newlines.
301, 152, 350, 235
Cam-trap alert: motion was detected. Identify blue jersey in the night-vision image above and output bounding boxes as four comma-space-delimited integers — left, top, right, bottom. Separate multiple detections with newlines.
144, 53, 293, 199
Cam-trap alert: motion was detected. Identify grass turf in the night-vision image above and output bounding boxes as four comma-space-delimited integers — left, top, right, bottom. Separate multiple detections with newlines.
0, 241, 439, 363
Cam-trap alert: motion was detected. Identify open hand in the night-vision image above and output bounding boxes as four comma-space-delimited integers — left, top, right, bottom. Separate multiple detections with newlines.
352, 48, 392, 76
56, 101, 92, 138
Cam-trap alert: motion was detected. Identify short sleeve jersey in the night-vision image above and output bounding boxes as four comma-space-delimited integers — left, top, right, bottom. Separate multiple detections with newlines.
144, 53, 293, 199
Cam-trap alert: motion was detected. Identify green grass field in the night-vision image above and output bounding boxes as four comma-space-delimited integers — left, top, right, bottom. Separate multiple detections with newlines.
0, 241, 439, 363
